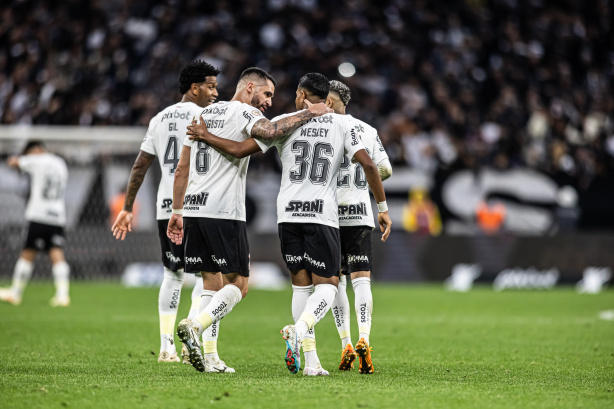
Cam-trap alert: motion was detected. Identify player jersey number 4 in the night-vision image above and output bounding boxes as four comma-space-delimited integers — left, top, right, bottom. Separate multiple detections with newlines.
140, 101, 202, 220
256, 112, 365, 229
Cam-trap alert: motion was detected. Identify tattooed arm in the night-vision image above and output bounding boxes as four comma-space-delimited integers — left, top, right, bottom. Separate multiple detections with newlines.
111, 150, 155, 240
250, 101, 332, 141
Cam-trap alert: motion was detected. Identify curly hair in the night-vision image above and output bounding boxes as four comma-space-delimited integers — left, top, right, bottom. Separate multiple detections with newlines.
177, 60, 220, 94
329, 80, 351, 106
298, 73, 330, 99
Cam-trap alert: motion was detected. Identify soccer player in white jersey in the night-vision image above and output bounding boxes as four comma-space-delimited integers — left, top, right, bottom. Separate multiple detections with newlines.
326, 80, 393, 374
0, 141, 70, 307
167, 67, 332, 373
111, 60, 220, 364
183, 73, 392, 376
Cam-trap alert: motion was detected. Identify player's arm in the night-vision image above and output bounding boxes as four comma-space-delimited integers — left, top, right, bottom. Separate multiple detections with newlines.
111, 150, 155, 240
187, 117, 262, 158
250, 100, 332, 141
352, 149, 392, 242
167, 145, 191, 245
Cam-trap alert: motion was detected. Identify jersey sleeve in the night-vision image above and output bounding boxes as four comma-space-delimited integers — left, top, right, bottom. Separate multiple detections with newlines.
370, 129, 389, 165
239, 104, 267, 137
140, 116, 158, 155
344, 121, 366, 159
17, 155, 36, 172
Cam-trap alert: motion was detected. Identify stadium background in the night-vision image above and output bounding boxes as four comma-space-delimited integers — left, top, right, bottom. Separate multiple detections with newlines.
0, 0, 613, 287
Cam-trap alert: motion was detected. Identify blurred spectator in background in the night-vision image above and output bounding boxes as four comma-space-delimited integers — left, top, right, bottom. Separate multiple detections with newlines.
1, 0, 612, 228
402, 188, 442, 235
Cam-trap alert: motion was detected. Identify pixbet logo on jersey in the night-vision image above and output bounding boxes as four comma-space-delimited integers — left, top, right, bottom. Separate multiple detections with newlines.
161, 110, 191, 121
285, 199, 323, 217
338, 202, 368, 216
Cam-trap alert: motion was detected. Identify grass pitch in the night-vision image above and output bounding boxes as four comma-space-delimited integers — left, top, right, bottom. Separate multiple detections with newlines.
0, 283, 612, 409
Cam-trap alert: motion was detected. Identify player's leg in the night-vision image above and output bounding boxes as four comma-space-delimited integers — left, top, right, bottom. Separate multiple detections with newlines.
200, 272, 235, 373
281, 224, 340, 374
187, 274, 204, 321
0, 247, 36, 306
334, 226, 357, 370
348, 226, 375, 374
290, 271, 328, 375
178, 218, 248, 372
49, 247, 70, 307
157, 220, 185, 362
278, 223, 309, 373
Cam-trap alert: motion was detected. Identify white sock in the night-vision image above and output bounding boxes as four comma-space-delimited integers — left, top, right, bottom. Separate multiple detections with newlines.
187, 275, 204, 320
296, 283, 338, 340
352, 277, 372, 344
332, 275, 351, 348
11, 258, 33, 298
199, 289, 220, 359
51, 261, 70, 299
194, 284, 242, 335
159, 268, 184, 353
292, 285, 319, 367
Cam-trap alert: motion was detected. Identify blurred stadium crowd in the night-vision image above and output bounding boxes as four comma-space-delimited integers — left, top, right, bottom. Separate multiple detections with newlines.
1, 0, 613, 186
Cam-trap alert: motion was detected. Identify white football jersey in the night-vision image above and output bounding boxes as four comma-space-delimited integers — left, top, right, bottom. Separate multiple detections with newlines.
256, 111, 365, 229
337, 115, 389, 228
182, 100, 263, 221
18, 153, 68, 226
141, 101, 201, 220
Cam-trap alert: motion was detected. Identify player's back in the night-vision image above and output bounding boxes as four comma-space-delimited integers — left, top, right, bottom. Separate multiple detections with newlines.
18, 153, 68, 227
337, 115, 389, 228
256, 112, 364, 228
141, 101, 201, 220
183, 100, 263, 222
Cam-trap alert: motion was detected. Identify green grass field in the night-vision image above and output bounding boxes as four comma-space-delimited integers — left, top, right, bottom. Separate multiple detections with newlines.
0, 283, 612, 409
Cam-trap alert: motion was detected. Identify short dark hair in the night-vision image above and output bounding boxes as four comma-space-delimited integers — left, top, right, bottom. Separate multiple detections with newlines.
22, 140, 45, 155
298, 73, 330, 99
238, 67, 277, 87
177, 60, 220, 94
329, 80, 351, 106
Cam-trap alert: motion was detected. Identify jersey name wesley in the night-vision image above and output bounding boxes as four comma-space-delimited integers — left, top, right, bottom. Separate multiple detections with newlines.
18, 153, 68, 227
141, 101, 201, 220
183, 101, 262, 221
255, 112, 365, 229
337, 115, 389, 228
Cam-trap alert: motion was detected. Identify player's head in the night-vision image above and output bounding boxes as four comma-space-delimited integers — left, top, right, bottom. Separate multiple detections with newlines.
326, 80, 351, 114
295, 73, 330, 110
22, 140, 46, 155
237, 67, 276, 113
178, 60, 220, 108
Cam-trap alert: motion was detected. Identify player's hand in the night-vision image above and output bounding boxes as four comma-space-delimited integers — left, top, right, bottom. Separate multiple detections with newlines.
378, 211, 392, 242
304, 100, 333, 117
111, 210, 133, 241
167, 213, 184, 245
187, 115, 209, 143
7, 156, 19, 168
